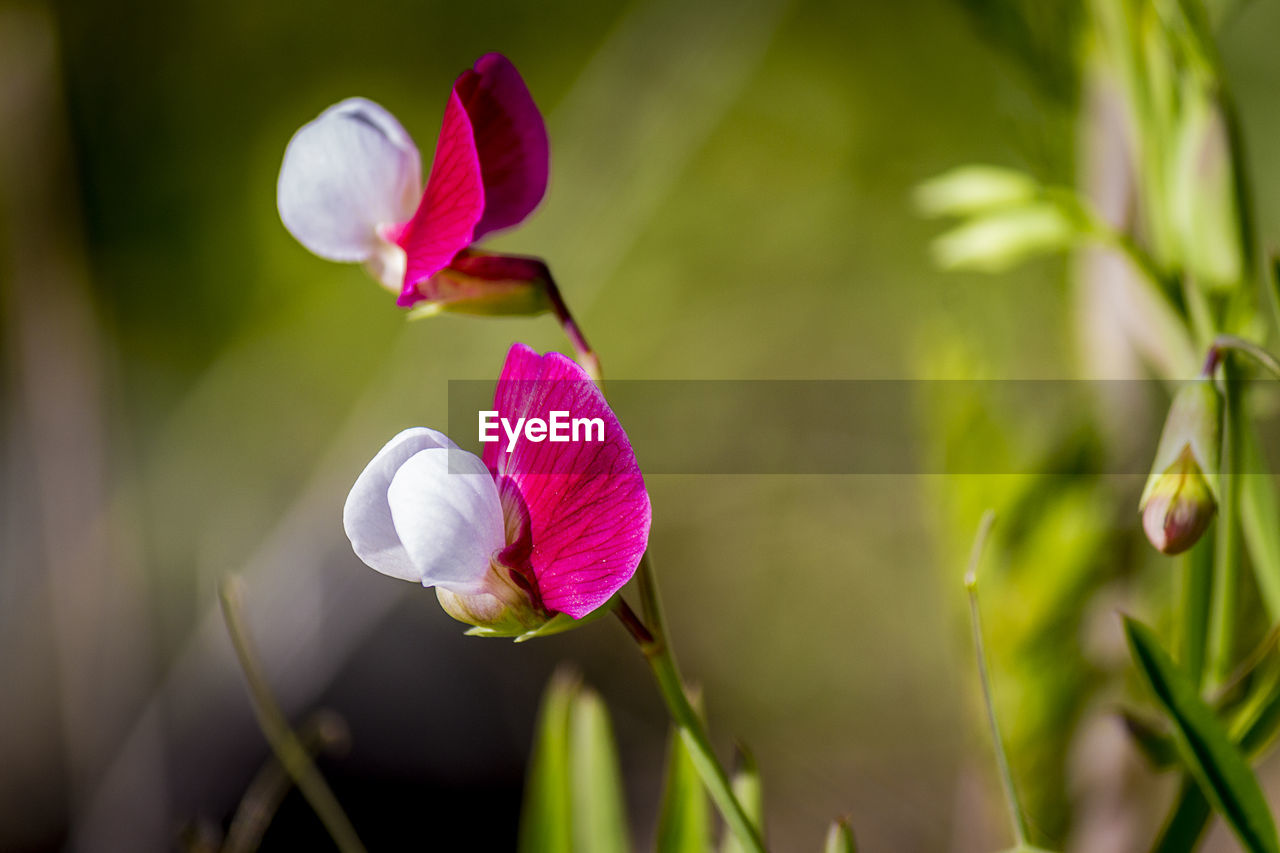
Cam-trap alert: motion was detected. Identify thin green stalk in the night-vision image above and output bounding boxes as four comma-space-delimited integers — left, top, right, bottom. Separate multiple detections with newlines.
1182, 276, 1215, 351
615, 558, 767, 853
553, 275, 755, 849
1151, 778, 1211, 853
1217, 88, 1280, 341
223, 712, 351, 853
543, 272, 603, 385
1064, 192, 1174, 298
1207, 359, 1243, 691
1058, 192, 1196, 369
1207, 334, 1280, 380
1178, 536, 1214, 690
219, 577, 366, 853
963, 511, 1032, 849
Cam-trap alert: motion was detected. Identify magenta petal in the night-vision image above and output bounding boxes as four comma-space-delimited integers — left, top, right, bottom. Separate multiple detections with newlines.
455, 54, 550, 241
395, 90, 486, 306
484, 344, 650, 619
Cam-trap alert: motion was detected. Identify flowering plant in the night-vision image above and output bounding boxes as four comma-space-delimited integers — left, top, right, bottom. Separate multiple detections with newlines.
343, 343, 650, 638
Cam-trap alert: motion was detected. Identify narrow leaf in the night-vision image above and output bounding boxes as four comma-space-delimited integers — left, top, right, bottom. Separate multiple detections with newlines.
1125, 617, 1280, 853
719, 745, 763, 853
914, 165, 1039, 218
1231, 660, 1280, 758
519, 670, 577, 853
821, 818, 857, 853
568, 687, 631, 853
1240, 423, 1280, 621
930, 202, 1077, 273
656, 718, 711, 853
1151, 779, 1210, 853
1121, 709, 1178, 769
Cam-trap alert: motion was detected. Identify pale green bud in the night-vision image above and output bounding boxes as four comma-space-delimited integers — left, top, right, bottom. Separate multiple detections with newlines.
930, 202, 1077, 273
914, 165, 1040, 218
1139, 381, 1222, 555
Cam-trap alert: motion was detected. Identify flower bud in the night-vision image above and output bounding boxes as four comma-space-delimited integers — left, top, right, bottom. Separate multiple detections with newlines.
403, 250, 552, 318
1139, 381, 1221, 554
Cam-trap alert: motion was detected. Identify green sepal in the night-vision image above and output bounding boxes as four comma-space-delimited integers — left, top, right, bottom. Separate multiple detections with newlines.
463, 594, 619, 641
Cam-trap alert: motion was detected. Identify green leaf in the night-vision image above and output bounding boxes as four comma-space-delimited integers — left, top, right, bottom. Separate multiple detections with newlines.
719, 745, 764, 853
1121, 709, 1179, 769
519, 670, 577, 853
1151, 779, 1211, 853
1231, 659, 1280, 758
930, 202, 1077, 273
656, 718, 711, 853
1125, 617, 1280, 853
568, 687, 631, 853
1240, 423, 1280, 621
914, 166, 1039, 218
1177, 538, 1214, 690
821, 818, 857, 853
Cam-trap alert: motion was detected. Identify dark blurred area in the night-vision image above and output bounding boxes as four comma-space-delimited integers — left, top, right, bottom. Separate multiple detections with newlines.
7, 0, 1280, 850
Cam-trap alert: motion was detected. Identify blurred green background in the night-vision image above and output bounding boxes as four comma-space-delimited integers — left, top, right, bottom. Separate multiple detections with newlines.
6, 0, 1280, 849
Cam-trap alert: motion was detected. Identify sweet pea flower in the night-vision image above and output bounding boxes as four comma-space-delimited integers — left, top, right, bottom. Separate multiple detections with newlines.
344, 343, 650, 638
277, 53, 551, 314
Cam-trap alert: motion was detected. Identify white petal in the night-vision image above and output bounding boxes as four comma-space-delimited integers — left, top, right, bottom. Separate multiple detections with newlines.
278, 97, 422, 263
387, 448, 506, 592
343, 428, 455, 583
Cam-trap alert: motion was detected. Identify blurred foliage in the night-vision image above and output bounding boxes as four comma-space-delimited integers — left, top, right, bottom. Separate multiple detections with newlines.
953, 0, 1082, 106
917, 335, 1120, 845
7, 0, 1280, 849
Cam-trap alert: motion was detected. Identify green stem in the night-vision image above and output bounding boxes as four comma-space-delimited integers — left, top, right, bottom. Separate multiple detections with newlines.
547, 270, 755, 847
223, 712, 351, 853
1217, 88, 1280, 341
615, 558, 767, 853
1057, 192, 1197, 369
1207, 358, 1242, 691
542, 271, 603, 385
1066, 196, 1168, 291
1151, 778, 1211, 853
1206, 334, 1280, 380
1178, 536, 1214, 690
219, 577, 366, 853
1182, 276, 1215, 351
963, 511, 1032, 849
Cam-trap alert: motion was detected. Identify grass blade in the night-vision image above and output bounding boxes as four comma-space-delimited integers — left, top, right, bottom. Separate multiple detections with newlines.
1240, 421, 1280, 621
519, 670, 578, 853
656, 712, 712, 853
1125, 617, 1280, 853
821, 818, 857, 853
719, 745, 764, 853
568, 687, 631, 853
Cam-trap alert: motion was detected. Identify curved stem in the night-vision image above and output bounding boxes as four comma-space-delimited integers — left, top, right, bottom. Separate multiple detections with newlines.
1217, 88, 1280, 341
219, 577, 366, 853
1205, 334, 1280, 380
1207, 358, 1243, 691
614, 561, 768, 853
542, 272, 603, 384
549, 281, 758, 848
223, 712, 351, 853
963, 511, 1032, 849
1055, 190, 1197, 371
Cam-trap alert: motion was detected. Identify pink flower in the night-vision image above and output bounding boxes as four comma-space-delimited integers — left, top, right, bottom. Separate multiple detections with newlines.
343, 344, 650, 637
277, 54, 550, 312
